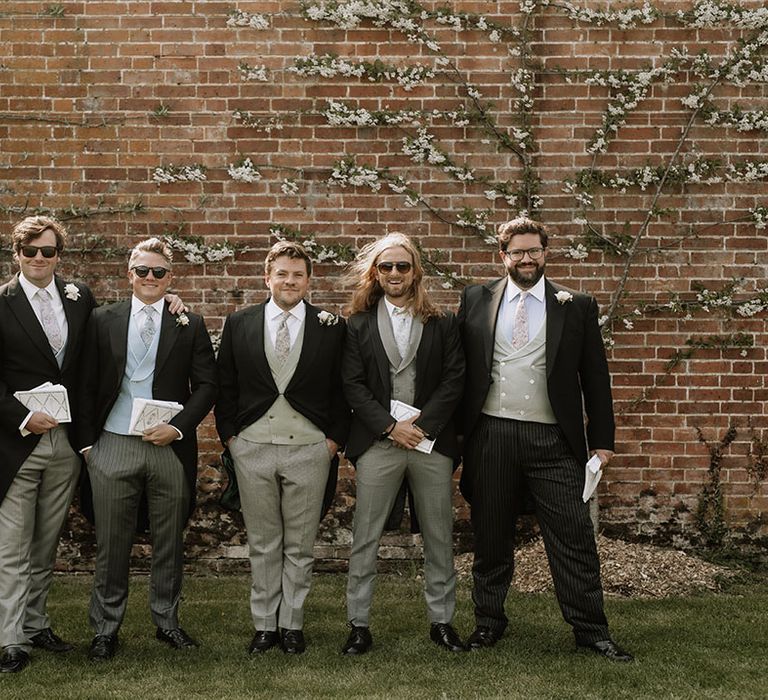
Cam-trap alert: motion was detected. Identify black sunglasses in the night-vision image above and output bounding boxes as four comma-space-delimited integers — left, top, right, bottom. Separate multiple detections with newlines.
376, 261, 412, 274
131, 265, 170, 279
20, 245, 60, 259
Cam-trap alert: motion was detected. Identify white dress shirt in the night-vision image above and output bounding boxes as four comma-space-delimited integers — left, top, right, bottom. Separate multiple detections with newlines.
498, 275, 547, 345
19, 273, 69, 350
18, 274, 69, 434
265, 297, 305, 350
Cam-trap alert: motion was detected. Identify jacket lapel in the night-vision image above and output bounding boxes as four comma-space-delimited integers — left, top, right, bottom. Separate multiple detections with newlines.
56, 276, 83, 373
106, 301, 131, 384
545, 280, 566, 377
5, 274, 59, 370
246, 302, 278, 390
288, 301, 318, 388
369, 305, 391, 391
154, 303, 179, 375
482, 278, 507, 373
414, 316, 433, 380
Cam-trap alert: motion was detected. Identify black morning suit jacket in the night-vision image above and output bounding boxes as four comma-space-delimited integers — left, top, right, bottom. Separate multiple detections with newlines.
76, 300, 218, 522
342, 305, 465, 530
214, 300, 351, 515
0, 274, 95, 506
458, 277, 615, 502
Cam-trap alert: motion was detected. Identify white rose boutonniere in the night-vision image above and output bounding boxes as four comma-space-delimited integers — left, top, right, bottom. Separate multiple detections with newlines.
317, 310, 339, 326
176, 312, 190, 327
555, 291, 573, 305
64, 283, 81, 301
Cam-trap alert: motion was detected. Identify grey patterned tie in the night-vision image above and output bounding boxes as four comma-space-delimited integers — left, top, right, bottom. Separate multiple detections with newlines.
140, 306, 156, 348
511, 291, 529, 349
37, 288, 63, 353
392, 307, 410, 359
274, 311, 291, 364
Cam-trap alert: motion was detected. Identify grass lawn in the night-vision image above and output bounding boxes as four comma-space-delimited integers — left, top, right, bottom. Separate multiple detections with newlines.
1, 571, 765, 699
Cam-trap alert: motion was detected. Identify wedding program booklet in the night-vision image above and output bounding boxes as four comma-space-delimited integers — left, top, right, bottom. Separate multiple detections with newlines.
582, 453, 604, 502
389, 399, 435, 455
14, 382, 72, 423
129, 398, 183, 436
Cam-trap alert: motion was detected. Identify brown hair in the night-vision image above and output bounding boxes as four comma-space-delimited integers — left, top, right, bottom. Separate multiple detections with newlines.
344, 232, 441, 320
12, 216, 68, 253
497, 217, 549, 251
265, 240, 312, 276
128, 237, 173, 268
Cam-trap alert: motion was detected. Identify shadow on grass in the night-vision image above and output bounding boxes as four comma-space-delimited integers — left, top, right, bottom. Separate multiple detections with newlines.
1, 573, 766, 699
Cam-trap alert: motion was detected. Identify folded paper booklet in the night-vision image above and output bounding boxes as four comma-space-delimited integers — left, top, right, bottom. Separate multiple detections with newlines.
582, 453, 603, 502
14, 382, 71, 423
389, 399, 435, 455
129, 398, 184, 436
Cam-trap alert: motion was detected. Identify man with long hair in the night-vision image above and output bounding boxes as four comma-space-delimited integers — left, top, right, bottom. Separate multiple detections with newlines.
458, 217, 633, 661
341, 232, 466, 655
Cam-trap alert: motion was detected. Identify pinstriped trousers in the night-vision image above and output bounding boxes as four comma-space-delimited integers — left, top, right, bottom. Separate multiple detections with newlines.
87, 431, 189, 636
466, 415, 610, 645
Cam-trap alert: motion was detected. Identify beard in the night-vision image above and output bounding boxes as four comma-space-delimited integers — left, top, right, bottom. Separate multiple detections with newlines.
508, 261, 545, 289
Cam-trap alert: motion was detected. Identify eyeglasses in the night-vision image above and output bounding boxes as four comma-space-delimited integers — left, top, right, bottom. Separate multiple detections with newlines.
20, 245, 60, 259
376, 261, 412, 274
131, 265, 170, 279
502, 247, 544, 261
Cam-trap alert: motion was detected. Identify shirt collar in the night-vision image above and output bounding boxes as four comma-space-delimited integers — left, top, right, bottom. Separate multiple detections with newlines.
505, 275, 546, 304
19, 273, 58, 301
266, 297, 305, 322
131, 295, 165, 317
384, 297, 410, 318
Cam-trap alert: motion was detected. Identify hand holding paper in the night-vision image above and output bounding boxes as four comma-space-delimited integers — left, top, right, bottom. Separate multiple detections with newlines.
582, 453, 603, 503
390, 400, 435, 454
129, 398, 183, 436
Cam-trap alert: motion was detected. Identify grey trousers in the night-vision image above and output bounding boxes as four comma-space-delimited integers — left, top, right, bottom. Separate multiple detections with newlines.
346, 441, 456, 627
0, 426, 79, 650
87, 431, 189, 636
229, 437, 331, 631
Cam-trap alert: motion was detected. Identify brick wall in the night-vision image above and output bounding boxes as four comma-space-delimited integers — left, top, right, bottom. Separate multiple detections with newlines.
1, 1, 766, 568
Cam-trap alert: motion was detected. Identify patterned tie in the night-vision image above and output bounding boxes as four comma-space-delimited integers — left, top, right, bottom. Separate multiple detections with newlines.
140, 306, 156, 348
274, 311, 291, 364
37, 288, 63, 353
511, 291, 529, 350
392, 307, 410, 359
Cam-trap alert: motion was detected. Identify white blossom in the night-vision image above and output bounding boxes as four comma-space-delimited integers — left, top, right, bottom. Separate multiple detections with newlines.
227, 157, 262, 183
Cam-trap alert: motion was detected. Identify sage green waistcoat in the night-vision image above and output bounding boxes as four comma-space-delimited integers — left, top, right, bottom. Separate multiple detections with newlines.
240, 318, 325, 445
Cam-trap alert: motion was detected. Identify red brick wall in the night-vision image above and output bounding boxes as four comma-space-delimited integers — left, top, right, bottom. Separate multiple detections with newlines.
1, 1, 766, 562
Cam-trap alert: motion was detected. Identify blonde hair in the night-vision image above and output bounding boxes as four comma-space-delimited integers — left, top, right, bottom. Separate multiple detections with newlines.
344, 232, 441, 320
128, 237, 173, 268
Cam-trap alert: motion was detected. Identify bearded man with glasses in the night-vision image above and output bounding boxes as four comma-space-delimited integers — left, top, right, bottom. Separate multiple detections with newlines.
458, 217, 633, 662
340, 232, 466, 655
0, 216, 97, 673
76, 237, 217, 661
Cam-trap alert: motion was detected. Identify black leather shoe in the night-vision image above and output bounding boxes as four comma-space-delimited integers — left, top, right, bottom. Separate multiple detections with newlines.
30, 628, 74, 653
429, 623, 467, 652
578, 639, 634, 662
88, 634, 118, 661
280, 629, 306, 655
341, 625, 372, 656
0, 647, 30, 673
248, 630, 278, 654
156, 627, 199, 649
467, 625, 503, 650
